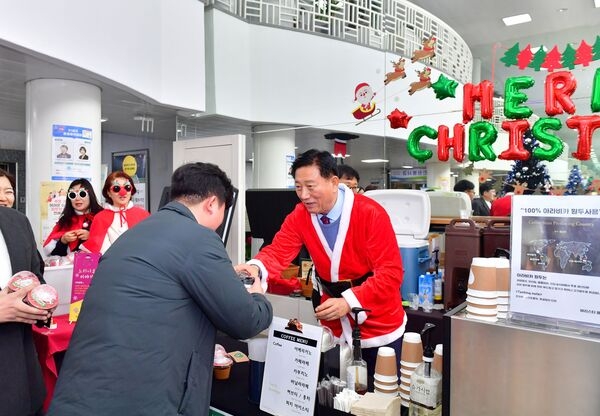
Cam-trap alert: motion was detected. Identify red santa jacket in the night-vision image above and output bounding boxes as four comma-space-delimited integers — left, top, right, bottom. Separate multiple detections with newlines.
252, 187, 406, 348
43, 212, 95, 254
81, 204, 149, 254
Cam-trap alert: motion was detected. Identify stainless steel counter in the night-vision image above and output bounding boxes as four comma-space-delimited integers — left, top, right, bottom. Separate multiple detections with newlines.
448, 309, 600, 415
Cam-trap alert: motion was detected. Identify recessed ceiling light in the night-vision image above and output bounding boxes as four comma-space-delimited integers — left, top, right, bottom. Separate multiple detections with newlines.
557, 8, 568, 12
502, 13, 532, 26
361, 159, 389, 163
595, 0, 600, 8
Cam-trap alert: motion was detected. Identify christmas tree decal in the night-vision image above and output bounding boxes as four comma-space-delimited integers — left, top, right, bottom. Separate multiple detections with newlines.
517, 44, 534, 69
500, 43, 520, 67
561, 43, 577, 69
503, 129, 552, 195
564, 165, 582, 195
528, 46, 547, 71
498, 38, 599, 71
574, 40, 593, 67
593, 36, 600, 61
541, 46, 563, 72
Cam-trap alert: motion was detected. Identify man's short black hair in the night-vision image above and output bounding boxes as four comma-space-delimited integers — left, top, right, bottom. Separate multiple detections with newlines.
170, 162, 234, 208
291, 149, 337, 179
337, 165, 360, 182
479, 182, 494, 195
454, 179, 475, 193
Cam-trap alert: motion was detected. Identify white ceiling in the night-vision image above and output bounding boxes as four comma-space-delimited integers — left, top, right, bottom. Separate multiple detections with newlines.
0, 1, 599, 173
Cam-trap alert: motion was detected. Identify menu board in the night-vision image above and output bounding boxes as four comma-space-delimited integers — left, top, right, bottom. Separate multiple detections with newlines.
510, 195, 600, 329
260, 317, 323, 416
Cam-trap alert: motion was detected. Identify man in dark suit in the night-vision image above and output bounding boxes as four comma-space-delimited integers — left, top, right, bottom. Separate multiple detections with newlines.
0, 206, 50, 416
472, 182, 496, 216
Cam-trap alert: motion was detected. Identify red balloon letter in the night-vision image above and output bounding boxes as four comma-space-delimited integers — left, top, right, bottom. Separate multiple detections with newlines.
566, 115, 600, 160
545, 71, 577, 116
437, 124, 465, 162
499, 119, 531, 160
462, 80, 494, 123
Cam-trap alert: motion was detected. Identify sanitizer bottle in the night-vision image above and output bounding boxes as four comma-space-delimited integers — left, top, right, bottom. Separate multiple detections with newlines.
409, 323, 442, 415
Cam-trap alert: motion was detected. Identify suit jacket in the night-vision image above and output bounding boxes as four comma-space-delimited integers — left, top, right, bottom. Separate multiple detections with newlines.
471, 197, 491, 216
0, 207, 46, 416
48, 202, 272, 416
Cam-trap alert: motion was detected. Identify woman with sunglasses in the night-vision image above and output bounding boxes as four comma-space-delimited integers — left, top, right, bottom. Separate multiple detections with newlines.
43, 178, 104, 256
81, 171, 149, 254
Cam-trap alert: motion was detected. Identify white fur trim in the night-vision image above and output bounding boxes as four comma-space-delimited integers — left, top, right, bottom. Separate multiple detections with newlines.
341, 288, 367, 324
43, 240, 58, 256
247, 259, 268, 292
340, 312, 408, 350
311, 215, 332, 258
329, 186, 353, 282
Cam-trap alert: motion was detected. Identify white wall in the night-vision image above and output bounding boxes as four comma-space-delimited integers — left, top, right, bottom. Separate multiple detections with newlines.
0, 0, 205, 111
206, 9, 463, 142
101, 133, 174, 213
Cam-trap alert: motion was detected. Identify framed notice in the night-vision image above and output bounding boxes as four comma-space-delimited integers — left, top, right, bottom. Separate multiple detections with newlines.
260, 317, 323, 416
509, 195, 600, 332
111, 149, 149, 211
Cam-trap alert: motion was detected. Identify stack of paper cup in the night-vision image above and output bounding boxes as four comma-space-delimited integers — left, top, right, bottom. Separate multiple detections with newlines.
432, 344, 443, 375
373, 346, 399, 397
466, 257, 498, 322
496, 258, 510, 319
399, 332, 422, 406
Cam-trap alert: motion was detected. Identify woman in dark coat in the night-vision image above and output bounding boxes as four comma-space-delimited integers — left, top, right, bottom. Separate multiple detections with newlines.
0, 206, 50, 416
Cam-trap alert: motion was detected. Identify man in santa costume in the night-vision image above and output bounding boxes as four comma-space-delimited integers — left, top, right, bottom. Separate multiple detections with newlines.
236, 149, 405, 390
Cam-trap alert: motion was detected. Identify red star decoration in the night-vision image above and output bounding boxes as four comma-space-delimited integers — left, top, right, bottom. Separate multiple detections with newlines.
387, 109, 412, 129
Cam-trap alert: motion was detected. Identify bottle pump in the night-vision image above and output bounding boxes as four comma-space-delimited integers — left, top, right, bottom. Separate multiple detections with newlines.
409, 323, 442, 415
346, 307, 370, 395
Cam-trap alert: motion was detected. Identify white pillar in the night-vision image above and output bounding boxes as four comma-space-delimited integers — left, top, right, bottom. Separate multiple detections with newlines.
426, 161, 452, 191
250, 125, 296, 257
26, 79, 102, 247
252, 125, 296, 189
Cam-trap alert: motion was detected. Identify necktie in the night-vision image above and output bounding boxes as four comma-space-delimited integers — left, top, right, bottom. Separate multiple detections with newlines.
320, 215, 330, 225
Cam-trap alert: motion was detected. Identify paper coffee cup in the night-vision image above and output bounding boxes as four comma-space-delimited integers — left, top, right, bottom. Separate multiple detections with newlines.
466, 288, 497, 299
375, 347, 398, 377
495, 258, 510, 292
468, 257, 497, 292
401, 333, 423, 363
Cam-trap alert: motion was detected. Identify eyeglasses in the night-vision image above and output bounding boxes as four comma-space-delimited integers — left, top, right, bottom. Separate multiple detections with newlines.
68, 189, 88, 200
111, 184, 132, 193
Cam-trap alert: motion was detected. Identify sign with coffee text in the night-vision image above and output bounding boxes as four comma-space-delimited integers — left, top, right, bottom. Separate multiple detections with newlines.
510, 195, 600, 330
260, 317, 323, 416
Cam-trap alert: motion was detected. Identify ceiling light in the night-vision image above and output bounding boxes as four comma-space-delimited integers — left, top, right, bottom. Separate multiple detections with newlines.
361, 159, 389, 163
401, 165, 414, 169
100, 117, 108, 123
595, 0, 600, 8
557, 8, 568, 12
502, 13, 532, 26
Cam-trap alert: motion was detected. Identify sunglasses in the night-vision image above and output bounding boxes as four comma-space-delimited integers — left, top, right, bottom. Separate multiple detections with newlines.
68, 189, 88, 200
111, 184, 132, 193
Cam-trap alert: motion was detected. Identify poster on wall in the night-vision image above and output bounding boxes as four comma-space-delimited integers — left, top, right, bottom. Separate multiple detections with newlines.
39, 181, 71, 245
111, 149, 149, 211
51, 124, 92, 180
510, 195, 600, 331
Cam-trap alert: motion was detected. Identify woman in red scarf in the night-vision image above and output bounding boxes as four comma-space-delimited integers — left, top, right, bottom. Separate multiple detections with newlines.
81, 171, 150, 254
43, 178, 103, 256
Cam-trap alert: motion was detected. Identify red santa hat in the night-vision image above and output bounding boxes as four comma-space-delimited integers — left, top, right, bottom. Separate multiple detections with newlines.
354, 82, 370, 100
